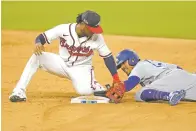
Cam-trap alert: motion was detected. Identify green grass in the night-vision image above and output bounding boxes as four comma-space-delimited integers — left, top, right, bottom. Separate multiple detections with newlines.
2, 1, 196, 39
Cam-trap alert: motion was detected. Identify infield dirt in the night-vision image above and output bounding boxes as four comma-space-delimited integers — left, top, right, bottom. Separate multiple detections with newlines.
2, 30, 196, 131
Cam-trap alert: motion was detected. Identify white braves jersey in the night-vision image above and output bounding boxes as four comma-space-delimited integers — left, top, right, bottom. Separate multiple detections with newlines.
129, 60, 179, 87
43, 23, 111, 66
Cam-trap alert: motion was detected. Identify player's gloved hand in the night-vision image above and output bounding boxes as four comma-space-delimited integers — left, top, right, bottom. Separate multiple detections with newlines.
106, 81, 126, 103
34, 43, 45, 56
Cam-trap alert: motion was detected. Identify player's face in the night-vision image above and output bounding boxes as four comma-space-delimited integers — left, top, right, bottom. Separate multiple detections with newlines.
80, 23, 94, 37
120, 61, 134, 76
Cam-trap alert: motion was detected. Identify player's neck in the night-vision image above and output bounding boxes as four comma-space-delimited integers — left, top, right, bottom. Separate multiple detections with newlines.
75, 24, 85, 38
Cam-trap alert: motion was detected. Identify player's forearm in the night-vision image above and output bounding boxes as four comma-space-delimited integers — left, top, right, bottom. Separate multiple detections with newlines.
124, 76, 140, 92
103, 55, 120, 82
35, 33, 49, 45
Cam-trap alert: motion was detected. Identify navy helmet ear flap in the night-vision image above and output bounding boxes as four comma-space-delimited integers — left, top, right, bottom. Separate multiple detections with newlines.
128, 57, 137, 66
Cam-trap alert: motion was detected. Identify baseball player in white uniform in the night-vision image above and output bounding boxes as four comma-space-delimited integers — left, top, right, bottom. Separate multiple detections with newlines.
9, 10, 123, 102
95, 49, 196, 105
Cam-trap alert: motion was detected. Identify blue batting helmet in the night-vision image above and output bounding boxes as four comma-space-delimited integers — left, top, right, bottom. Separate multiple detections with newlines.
116, 49, 140, 69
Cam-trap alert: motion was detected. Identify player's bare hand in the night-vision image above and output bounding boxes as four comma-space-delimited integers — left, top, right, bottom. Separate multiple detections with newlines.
34, 43, 45, 56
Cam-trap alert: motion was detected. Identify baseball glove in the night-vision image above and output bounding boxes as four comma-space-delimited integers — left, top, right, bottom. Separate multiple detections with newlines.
106, 82, 125, 103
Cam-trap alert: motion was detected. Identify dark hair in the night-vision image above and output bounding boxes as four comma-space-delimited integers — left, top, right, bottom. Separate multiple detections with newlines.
76, 13, 83, 23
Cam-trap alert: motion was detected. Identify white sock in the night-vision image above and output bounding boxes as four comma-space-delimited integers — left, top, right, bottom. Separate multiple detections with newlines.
13, 54, 39, 92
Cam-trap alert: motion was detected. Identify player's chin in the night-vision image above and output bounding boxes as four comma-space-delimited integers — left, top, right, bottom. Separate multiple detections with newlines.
125, 72, 130, 76
86, 32, 94, 37
85, 30, 94, 36
122, 69, 128, 75
122, 69, 130, 76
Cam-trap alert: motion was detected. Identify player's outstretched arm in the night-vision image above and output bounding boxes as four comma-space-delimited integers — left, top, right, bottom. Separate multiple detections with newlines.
103, 55, 127, 103
103, 55, 121, 83
124, 76, 140, 92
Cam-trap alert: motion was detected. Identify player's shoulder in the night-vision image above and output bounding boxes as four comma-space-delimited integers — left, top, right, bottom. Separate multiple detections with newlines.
54, 23, 70, 27
90, 34, 104, 41
143, 59, 169, 65
128, 61, 146, 78
130, 61, 146, 73
135, 60, 150, 67
131, 60, 152, 71
53, 23, 74, 31
52, 23, 76, 34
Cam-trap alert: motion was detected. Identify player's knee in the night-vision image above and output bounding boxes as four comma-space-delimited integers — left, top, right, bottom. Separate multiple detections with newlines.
135, 89, 146, 102
136, 89, 156, 102
30, 53, 43, 61
135, 93, 143, 102
31, 54, 36, 59
32, 52, 47, 66
29, 54, 38, 63
140, 89, 154, 101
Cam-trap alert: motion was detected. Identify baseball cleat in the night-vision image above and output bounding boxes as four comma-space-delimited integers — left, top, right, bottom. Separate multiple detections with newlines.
9, 89, 27, 102
169, 90, 186, 106
93, 91, 107, 97
93, 84, 111, 97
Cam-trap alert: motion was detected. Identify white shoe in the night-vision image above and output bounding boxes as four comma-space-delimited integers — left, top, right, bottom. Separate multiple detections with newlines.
169, 90, 186, 106
9, 89, 27, 102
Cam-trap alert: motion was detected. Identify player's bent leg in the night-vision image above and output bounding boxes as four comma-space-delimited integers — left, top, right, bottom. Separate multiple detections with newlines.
9, 52, 69, 102
69, 65, 105, 95
147, 69, 196, 101
37, 52, 69, 78
9, 54, 39, 102
135, 88, 186, 106
135, 88, 147, 102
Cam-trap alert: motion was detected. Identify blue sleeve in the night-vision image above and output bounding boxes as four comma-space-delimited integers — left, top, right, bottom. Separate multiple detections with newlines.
103, 55, 117, 76
124, 76, 140, 92
35, 34, 48, 45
